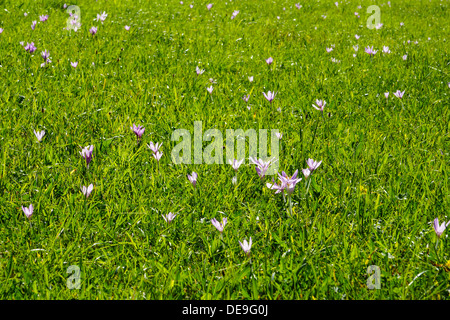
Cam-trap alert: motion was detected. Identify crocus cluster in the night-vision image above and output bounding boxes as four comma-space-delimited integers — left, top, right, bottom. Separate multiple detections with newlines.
147, 141, 163, 161
302, 158, 322, 178
24, 42, 37, 54
39, 15, 49, 22
365, 46, 378, 56
267, 170, 302, 195
68, 13, 81, 32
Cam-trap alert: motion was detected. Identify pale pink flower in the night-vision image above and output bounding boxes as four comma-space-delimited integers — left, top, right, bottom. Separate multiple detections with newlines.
263, 91, 277, 103
239, 237, 252, 255
81, 184, 94, 198
211, 217, 227, 233
312, 99, 326, 112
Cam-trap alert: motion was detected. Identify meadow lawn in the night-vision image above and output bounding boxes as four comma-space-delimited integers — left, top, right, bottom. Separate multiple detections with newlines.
0, 0, 449, 299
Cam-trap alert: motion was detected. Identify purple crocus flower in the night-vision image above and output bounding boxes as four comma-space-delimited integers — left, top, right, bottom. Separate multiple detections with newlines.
242, 95, 250, 102
276, 132, 282, 140
231, 10, 239, 19
211, 217, 227, 233
384, 92, 389, 99
263, 91, 277, 103
239, 237, 252, 256
249, 157, 276, 179
31, 20, 37, 30
295, 3, 302, 9
393, 90, 405, 99
131, 124, 145, 142
39, 15, 48, 22
278, 171, 302, 195
302, 168, 311, 178
382, 46, 391, 54
63, 4, 68, 9
229, 159, 244, 172
312, 99, 326, 112
40, 50, 52, 68
124, 25, 130, 30
41, 50, 50, 61
267, 170, 302, 195
187, 172, 198, 188
22, 204, 34, 220
365, 46, 378, 56
355, 34, 360, 40
89, 26, 98, 35
306, 158, 322, 171
162, 212, 177, 224
0, 28, 3, 34
147, 141, 163, 154
71, 61, 78, 68
433, 218, 449, 238
196, 66, 205, 75
326, 47, 333, 53
266, 57, 273, 65
80, 145, 94, 168
34, 130, 45, 142
152, 151, 163, 161
96, 12, 107, 24
402, 55, 407, 60
24, 42, 37, 53
207, 86, 213, 94
206, 3, 213, 10
375, 23, 383, 29
81, 184, 94, 198
248, 76, 253, 82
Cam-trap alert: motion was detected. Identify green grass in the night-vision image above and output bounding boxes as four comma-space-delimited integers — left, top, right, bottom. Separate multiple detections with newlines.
0, 0, 449, 299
